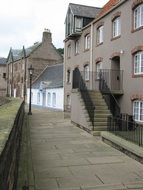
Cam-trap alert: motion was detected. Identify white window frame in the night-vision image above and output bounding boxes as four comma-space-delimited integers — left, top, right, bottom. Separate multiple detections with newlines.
134, 51, 143, 75
84, 65, 89, 81
97, 25, 104, 44
85, 34, 90, 50
52, 93, 56, 107
134, 4, 143, 29
133, 100, 143, 122
112, 17, 121, 38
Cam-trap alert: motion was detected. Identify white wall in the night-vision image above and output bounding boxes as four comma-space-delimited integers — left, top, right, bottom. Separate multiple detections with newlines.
27, 88, 64, 110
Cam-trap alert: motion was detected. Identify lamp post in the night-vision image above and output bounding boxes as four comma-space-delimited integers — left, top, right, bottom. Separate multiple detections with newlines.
28, 65, 34, 115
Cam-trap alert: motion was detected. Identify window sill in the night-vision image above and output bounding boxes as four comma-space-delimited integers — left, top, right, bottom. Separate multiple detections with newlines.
131, 26, 143, 33
111, 35, 121, 41
84, 49, 90, 52
96, 42, 103, 47
132, 73, 143, 78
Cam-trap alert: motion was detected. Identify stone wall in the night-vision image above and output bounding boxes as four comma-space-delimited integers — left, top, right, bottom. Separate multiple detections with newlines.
0, 100, 25, 189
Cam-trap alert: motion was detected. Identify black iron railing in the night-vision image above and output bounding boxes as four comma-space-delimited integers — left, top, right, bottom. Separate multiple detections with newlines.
73, 68, 95, 130
99, 69, 123, 92
73, 69, 123, 92
99, 77, 120, 117
107, 115, 143, 146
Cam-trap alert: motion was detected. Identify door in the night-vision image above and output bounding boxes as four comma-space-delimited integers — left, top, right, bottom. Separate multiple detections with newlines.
111, 56, 120, 91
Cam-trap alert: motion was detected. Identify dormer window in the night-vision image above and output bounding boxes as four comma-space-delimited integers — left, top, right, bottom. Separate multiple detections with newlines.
75, 17, 82, 32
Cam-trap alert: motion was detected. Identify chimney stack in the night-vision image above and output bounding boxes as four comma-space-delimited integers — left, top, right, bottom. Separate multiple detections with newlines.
42, 28, 52, 43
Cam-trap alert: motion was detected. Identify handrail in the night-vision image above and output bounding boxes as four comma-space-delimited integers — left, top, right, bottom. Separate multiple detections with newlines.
73, 68, 95, 130
99, 74, 120, 117
108, 115, 143, 146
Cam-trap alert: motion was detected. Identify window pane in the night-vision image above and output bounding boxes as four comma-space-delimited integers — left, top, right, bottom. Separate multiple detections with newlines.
47, 93, 51, 106
52, 93, 56, 107
134, 52, 143, 74
134, 4, 143, 28
133, 101, 139, 120
113, 17, 120, 37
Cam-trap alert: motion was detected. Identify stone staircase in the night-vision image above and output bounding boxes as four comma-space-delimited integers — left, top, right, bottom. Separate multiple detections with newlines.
79, 90, 111, 134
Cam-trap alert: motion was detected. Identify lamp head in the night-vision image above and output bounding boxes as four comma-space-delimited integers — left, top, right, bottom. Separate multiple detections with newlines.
28, 65, 34, 75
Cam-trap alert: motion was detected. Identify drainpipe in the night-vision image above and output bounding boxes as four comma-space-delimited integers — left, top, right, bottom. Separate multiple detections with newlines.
90, 23, 94, 90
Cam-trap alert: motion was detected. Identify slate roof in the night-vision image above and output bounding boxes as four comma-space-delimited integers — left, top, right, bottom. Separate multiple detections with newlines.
69, 3, 101, 18
32, 64, 63, 89
0, 58, 6, 64
8, 42, 41, 62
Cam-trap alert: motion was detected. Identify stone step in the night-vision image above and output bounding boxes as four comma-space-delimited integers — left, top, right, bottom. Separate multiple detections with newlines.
84, 113, 111, 118
88, 121, 107, 126
95, 117, 108, 122
95, 110, 110, 114
86, 117, 108, 122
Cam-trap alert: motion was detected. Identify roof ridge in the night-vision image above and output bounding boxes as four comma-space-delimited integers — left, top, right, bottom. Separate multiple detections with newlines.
69, 3, 101, 9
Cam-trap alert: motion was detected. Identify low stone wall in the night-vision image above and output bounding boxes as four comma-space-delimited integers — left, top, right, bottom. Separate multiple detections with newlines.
0, 96, 10, 106
0, 99, 25, 189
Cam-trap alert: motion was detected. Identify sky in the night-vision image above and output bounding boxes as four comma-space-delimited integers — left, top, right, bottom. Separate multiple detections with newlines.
0, 0, 108, 58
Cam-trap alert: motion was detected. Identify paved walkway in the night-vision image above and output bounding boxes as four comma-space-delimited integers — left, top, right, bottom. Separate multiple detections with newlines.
28, 108, 143, 190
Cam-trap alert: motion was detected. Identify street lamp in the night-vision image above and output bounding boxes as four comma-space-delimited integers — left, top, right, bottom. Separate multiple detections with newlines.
28, 65, 34, 115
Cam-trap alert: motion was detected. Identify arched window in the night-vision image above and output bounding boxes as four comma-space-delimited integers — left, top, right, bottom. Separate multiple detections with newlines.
134, 51, 143, 75
133, 100, 143, 122
134, 3, 143, 29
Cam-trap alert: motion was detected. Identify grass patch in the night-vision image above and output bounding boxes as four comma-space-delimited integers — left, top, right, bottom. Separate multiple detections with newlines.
0, 98, 23, 152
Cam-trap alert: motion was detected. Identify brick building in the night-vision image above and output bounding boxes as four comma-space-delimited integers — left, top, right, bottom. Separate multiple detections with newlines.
6, 29, 63, 99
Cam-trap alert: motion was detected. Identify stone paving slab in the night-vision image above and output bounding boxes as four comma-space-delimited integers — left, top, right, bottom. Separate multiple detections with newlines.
28, 109, 143, 190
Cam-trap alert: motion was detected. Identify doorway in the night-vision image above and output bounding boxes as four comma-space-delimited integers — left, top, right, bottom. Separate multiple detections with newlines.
111, 56, 120, 91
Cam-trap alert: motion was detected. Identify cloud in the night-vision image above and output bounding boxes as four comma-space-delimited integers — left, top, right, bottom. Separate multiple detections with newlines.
0, 0, 108, 57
